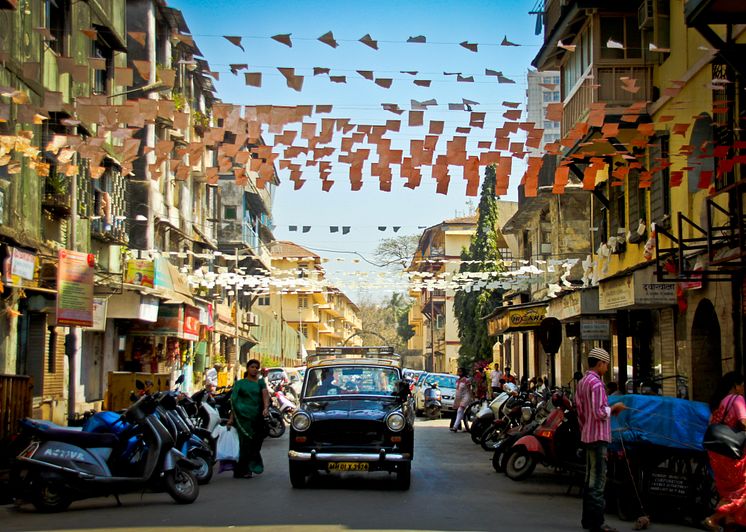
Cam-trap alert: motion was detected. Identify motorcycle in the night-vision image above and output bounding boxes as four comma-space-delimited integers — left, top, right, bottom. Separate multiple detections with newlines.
270, 382, 297, 424
505, 391, 583, 481
470, 387, 514, 444
210, 384, 285, 438
478, 392, 533, 451
423, 382, 442, 420
491, 397, 552, 472
12, 393, 199, 512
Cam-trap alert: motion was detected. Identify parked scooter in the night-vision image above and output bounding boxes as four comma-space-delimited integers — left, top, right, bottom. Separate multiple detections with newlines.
12, 393, 199, 512
478, 391, 533, 451
423, 382, 442, 420
504, 391, 583, 481
470, 384, 517, 444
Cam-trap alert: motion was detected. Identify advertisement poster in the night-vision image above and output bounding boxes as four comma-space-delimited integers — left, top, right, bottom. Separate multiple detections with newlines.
56, 249, 95, 327
124, 260, 155, 287
10, 247, 36, 280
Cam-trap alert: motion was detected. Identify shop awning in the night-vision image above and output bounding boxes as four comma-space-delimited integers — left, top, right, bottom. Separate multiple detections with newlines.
546, 287, 614, 321
153, 257, 196, 307
485, 301, 548, 336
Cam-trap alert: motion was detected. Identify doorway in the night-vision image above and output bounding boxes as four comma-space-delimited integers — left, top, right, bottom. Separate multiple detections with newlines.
690, 299, 721, 403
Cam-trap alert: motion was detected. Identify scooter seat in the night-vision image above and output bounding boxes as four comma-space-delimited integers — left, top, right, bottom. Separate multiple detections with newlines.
23, 419, 119, 448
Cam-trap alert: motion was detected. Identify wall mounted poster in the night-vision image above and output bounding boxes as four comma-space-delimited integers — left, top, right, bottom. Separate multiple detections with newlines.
56, 249, 95, 327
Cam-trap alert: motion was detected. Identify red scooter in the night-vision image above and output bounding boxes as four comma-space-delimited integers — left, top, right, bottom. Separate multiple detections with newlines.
504, 391, 583, 481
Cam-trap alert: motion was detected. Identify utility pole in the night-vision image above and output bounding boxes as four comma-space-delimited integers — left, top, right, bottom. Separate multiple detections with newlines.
66, 162, 81, 421
430, 293, 435, 373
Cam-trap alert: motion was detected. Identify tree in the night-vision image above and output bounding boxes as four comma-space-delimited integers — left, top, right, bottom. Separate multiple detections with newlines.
374, 235, 421, 268
354, 293, 413, 353
453, 164, 505, 369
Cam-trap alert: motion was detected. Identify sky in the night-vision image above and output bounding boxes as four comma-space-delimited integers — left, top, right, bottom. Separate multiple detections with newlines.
171, 0, 545, 302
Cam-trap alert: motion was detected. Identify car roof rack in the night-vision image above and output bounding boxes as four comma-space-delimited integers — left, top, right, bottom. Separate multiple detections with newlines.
307, 347, 400, 368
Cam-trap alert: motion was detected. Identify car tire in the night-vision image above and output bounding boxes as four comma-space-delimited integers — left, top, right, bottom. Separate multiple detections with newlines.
395, 463, 411, 490
289, 462, 307, 489
505, 448, 536, 481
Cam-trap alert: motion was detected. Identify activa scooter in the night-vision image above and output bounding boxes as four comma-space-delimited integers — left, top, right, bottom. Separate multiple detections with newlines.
424, 382, 442, 419
12, 393, 199, 512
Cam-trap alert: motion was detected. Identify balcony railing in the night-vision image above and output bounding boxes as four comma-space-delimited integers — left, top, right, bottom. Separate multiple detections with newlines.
562, 65, 654, 138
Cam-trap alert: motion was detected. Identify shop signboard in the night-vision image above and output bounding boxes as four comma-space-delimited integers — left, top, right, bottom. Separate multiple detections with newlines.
56, 249, 95, 327
488, 305, 547, 335
10, 247, 36, 280
198, 302, 214, 330
139, 295, 159, 322
580, 319, 610, 341
599, 268, 676, 310
124, 260, 155, 288
182, 305, 200, 341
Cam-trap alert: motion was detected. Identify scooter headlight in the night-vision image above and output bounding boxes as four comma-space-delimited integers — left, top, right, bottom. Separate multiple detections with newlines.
386, 412, 406, 432
291, 411, 312, 432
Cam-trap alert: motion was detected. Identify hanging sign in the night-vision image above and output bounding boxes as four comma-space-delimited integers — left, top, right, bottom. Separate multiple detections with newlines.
124, 259, 155, 287
10, 247, 36, 280
56, 249, 95, 327
84, 297, 108, 331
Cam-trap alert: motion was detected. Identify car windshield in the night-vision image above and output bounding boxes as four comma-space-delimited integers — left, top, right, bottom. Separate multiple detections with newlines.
424, 374, 456, 389
305, 366, 400, 397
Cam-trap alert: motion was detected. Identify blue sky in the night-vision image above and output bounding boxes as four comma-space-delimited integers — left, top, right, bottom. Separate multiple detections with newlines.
171, 0, 544, 301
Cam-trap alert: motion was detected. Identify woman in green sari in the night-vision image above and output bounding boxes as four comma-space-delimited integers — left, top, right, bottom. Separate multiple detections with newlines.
228, 359, 270, 478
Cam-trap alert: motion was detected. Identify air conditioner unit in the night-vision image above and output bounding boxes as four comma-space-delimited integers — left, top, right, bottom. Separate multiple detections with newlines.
638, 0, 654, 30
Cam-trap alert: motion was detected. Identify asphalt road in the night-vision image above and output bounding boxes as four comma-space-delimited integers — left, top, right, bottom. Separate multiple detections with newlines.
2, 418, 690, 532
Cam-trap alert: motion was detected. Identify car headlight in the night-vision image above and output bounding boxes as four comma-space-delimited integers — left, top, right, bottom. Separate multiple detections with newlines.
291, 411, 312, 432
386, 412, 406, 432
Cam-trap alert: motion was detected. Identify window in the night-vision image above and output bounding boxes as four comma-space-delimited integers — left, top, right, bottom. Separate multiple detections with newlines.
223, 205, 237, 220
92, 38, 113, 95
45, 0, 70, 55
305, 366, 399, 397
600, 16, 642, 60
609, 178, 626, 238
562, 23, 592, 96
299, 323, 309, 338
298, 294, 309, 308
257, 295, 270, 306
627, 169, 647, 227
649, 134, 671, 227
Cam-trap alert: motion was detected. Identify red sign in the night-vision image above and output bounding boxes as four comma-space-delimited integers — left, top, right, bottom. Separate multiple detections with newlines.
183, 305, 200, 341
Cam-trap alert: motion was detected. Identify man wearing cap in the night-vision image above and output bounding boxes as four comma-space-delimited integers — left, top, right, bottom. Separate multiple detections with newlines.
575, 347, 625, 532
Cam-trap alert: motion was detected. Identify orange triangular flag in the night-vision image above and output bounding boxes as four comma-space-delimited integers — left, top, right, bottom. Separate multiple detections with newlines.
223, 36, 245, 52
359, 34, 378, 50
272, 34, 292, 47
318, 31, 338, 48
460, 41, 478, 52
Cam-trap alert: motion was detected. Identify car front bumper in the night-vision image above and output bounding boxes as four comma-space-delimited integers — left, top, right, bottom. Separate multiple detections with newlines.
288, 450, 411, 462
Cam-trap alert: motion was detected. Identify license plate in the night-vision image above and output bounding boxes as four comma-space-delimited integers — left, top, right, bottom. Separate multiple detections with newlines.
328, 462, 369, 472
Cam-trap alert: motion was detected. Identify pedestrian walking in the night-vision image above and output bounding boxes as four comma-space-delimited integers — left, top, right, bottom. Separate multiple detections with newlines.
575, 347, 625, 532
490, 363, 503, 397
703, 372, 746, 531
450, 368, 473, 432
228, 359, 270, 479
473, 366, 487, 400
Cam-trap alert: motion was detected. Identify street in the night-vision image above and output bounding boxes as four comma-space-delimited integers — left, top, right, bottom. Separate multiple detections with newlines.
2, 418, 689, 532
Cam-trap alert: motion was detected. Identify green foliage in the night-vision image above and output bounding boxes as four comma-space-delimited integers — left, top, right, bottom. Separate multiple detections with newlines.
453, 164, 504, 369
172, 91, 187, 112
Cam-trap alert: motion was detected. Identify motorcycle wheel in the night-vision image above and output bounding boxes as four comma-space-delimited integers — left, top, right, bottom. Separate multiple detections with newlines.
31, 476, 71, 513
267, 412, 286, 438
470, 420, 486, 444
191, 454, 213, 485
492, 447, 510, 473
164, 466, 199, 504
462, 400, 481, 432
505, 448, 536, 481
480, 424, 505, 452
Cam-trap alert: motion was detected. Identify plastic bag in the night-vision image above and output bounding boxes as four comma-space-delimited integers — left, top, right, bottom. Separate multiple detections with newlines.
215, 425, 240, 462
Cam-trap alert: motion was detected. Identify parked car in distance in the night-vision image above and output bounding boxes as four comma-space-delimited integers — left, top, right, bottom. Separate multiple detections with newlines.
415, 373, 457, 414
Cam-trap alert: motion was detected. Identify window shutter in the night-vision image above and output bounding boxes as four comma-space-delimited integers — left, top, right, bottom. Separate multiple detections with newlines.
649, 134, 671, 227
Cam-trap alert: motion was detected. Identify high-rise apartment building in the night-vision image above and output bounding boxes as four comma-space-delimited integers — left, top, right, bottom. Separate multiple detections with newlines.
526, 69, 561, 156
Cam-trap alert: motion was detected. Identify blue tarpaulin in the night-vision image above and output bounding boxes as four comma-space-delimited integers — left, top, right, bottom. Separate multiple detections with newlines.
609, 394, 711, 451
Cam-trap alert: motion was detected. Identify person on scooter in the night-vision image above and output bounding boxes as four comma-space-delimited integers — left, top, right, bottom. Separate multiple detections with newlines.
575, 347, 625, 532
228, 359, 270, 479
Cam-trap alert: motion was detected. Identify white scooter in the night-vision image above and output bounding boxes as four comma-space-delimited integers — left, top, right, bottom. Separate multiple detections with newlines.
470, 382, 518, 444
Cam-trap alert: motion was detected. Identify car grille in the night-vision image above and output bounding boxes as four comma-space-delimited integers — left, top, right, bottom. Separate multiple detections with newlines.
312, 420, 384, 447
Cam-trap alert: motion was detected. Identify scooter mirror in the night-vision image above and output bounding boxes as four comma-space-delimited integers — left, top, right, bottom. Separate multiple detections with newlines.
397, 380, 410, 401
135, 380, 145, 390
176, 374, 185, 385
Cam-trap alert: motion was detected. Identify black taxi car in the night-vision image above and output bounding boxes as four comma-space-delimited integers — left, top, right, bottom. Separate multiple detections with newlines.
288, 346, 415, 489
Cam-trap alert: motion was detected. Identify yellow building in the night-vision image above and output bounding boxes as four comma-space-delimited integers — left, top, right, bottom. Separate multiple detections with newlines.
260, 241, 362, 359
408, 206, 518, 373
534, 0, 745, 400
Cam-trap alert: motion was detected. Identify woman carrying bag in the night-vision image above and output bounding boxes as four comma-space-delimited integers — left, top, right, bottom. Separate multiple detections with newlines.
704, 372, 746, 531
228, 359, 270, 479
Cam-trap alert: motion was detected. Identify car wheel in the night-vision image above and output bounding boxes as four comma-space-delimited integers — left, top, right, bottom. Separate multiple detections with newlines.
289, 462, 307, 489
395, 463, 411, 490
505, 448, 536, 481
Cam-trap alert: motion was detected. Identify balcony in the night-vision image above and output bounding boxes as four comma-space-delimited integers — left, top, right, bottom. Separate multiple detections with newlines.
562, 65, 653, 138
218, 220, 272, 268
421, 289, 446, 317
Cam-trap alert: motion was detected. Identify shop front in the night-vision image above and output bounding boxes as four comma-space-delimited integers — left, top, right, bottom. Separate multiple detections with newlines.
486, 302, 548, 384
598, 265, 681, 397
547, 287, 614, 385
